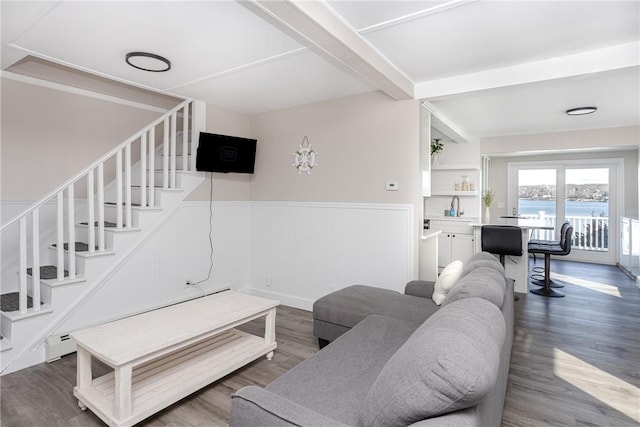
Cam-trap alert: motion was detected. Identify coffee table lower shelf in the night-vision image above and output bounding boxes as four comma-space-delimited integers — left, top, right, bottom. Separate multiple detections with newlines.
74, 329, 275, 427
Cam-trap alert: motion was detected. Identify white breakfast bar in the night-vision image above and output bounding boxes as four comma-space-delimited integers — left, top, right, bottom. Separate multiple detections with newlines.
71, 291, 279, 427
471, 218, 554, 294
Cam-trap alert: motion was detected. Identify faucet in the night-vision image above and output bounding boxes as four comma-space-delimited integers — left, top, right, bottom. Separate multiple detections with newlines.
450, 195, 460, 217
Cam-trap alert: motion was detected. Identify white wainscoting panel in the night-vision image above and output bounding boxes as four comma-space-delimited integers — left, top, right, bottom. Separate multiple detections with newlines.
248, 202, 414, 310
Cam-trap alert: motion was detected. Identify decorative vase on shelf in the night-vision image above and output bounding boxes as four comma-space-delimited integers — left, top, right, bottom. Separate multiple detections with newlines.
431, 154, 439, 166
484, 206, 491, 224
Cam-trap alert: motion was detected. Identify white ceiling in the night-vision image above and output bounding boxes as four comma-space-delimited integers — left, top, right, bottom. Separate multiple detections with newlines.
2, 0, 639, 141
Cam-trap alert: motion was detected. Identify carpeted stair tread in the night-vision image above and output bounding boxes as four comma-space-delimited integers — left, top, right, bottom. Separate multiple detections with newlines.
52, 242, 97, 252
27, 265, 69, 280
80, 221, 118, 228
1, 292, 39, 312
104, 202, 142, 207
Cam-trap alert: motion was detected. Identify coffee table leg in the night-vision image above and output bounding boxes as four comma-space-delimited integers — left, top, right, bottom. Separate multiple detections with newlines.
114, 363, 133, 421
265, 308, 276, 360
76, 346, 92, 410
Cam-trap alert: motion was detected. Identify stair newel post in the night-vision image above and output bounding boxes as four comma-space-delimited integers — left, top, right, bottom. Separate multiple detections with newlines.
31, 209, 41, 311
140, 132, 147, 208
170, 112, 177, 188
67, 183, 76, 279
19, 217, 28, 314
148, 126, 155, 207
56, 192, 65, 281
125, 144, 132, 227
182, 103, 189, 171
87, 169, 95, 254
163, 118, 169, 189
116, 150, 123, 228
97, 163, 105, 251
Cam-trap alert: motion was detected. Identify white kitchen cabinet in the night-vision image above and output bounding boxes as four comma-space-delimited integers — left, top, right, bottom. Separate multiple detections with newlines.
430, 219, 476, 270
438, 232, 475, 269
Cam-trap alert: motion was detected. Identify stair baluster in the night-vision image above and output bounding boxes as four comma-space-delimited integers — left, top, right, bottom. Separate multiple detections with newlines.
170, 112, 177, 188
97, 163, 106, 251
87, 170, 95, 254
148, 127, 156, 207
31, 209, 41, 311
140, 132, 147, 207
56, 192, 64, 280
67, 184, 76, 279
163, 118, 169, 189
19, 218, 28, 314
124, 144, 132, 227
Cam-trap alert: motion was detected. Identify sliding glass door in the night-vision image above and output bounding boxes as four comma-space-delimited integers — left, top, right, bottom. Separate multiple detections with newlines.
508, 159, 622, 264
565, 168, 609, 253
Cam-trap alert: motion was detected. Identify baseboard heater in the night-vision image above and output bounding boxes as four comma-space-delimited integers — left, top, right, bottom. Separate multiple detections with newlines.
45, 333, 76, 362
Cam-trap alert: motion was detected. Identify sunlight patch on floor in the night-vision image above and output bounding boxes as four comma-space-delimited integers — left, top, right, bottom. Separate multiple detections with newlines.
553, 348, 639, 420
551, 272, 622, 297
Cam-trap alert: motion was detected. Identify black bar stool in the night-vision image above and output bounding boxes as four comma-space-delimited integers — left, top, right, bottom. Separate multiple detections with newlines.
530, 221, 570, 288
528, 225, 573, 298
481, 225, 523, 266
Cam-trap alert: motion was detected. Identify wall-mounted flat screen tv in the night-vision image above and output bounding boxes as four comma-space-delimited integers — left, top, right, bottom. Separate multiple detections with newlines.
196, 132, 257, 174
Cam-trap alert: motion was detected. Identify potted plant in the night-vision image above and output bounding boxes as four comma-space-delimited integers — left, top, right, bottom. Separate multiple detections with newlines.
430, 139, 444, 165
482, 189, 495, 223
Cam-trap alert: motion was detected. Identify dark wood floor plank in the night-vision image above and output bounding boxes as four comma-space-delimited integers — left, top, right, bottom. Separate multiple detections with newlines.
1, 262, 638, 426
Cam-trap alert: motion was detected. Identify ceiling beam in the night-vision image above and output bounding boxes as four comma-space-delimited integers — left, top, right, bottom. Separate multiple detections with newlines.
415, 41, 640, 99
245, 0, 415, 100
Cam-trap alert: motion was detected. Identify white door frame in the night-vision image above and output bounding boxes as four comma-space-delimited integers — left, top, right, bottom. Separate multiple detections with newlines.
507, 158, 624, 265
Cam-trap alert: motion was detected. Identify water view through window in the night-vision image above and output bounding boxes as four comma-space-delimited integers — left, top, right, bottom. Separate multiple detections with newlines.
517, 168, 609, 252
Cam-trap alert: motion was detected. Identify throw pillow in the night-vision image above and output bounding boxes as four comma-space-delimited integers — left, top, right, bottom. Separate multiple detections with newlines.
361, 298, 506, 427
432, 260, 464, 305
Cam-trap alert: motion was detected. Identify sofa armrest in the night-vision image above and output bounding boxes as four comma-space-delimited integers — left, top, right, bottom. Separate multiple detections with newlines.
404, 280, 435, 299
230, 386, 351, 427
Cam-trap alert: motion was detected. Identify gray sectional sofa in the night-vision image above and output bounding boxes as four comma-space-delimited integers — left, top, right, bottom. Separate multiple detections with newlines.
230, 252, 514, 427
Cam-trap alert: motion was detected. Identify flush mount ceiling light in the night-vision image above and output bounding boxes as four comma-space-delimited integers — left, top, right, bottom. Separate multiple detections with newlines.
125, 52, 171, 72
565, 106, 597, 116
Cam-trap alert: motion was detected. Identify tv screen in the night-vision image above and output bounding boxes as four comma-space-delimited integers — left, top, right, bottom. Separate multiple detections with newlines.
196, 132, 257, 174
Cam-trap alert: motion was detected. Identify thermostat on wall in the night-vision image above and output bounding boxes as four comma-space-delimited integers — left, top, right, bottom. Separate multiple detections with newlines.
386, 181, 399, 191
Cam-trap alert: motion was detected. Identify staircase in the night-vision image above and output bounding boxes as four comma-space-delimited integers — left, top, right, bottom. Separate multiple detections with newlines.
0, 100, 205, 374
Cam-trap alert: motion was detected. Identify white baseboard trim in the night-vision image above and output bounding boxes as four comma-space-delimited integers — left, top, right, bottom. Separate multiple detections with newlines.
243, 287, 314, 312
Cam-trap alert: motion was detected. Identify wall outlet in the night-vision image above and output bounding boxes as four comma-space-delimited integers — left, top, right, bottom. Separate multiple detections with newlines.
386, 181, 399, 191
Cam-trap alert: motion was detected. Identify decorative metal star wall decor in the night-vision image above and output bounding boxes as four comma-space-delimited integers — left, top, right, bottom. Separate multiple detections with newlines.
292, 136, 318, 175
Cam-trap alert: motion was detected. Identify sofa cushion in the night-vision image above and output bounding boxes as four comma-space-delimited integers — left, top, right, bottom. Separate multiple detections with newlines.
432, 260, 464, 305
361, 298, 506, 427
268, 314, 420, 426
313, 285, 437, 330
441, 266, 506, 309
461, 252, 504, 277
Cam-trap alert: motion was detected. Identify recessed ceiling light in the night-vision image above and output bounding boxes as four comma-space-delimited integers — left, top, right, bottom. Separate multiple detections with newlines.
565, 106, 597, 116
125, 52, 171, 72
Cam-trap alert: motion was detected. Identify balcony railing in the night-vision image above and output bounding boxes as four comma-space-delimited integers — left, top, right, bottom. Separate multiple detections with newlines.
526, 214, 609, 252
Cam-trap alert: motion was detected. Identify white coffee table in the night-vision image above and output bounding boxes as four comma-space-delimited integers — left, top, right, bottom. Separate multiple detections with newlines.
71, 291, 279, 427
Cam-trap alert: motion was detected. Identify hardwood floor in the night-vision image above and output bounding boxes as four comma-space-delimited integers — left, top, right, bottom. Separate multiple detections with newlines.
1, 261, 638, 426
503, 260, 640, 427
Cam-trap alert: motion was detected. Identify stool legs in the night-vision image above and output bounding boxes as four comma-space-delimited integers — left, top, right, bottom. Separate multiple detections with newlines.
530, 253, 564, 297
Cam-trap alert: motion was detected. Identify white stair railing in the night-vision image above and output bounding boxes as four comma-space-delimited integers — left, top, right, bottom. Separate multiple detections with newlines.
1, 100, 201, 315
